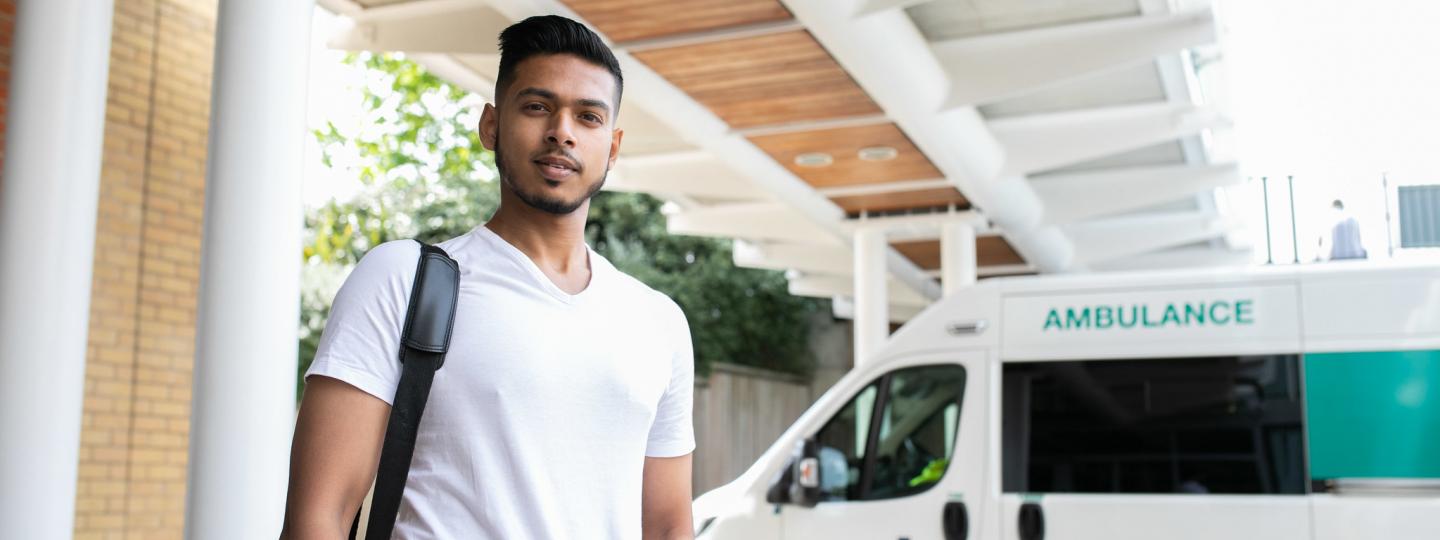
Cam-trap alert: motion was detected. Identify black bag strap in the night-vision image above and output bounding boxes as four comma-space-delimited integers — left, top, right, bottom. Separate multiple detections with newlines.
350, 241, 459, 540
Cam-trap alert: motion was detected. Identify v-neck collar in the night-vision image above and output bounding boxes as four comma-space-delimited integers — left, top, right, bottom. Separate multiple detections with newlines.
475, 224, 599, 304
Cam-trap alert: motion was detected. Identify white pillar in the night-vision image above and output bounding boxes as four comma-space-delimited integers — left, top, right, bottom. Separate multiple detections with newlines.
941, 222, 978, 296
0, 1, 115, 536
185, 1, 313, 538
852, 226, 888, 366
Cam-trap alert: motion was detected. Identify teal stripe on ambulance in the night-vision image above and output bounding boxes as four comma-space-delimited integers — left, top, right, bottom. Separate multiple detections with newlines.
1306, 350, 1440, 480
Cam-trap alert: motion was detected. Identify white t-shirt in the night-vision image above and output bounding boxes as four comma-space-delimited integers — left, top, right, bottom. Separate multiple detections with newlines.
306, 224, 695, 539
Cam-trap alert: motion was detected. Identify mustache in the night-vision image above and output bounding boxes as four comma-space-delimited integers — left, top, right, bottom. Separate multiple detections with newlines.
531, 147, 583, 172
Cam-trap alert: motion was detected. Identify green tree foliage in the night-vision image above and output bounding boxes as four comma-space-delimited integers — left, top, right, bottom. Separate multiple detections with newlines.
299, 53, 823, 397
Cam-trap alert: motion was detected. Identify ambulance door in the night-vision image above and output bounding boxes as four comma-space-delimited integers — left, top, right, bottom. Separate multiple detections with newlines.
999, 355, 1312, 540
774, 351, 989, 540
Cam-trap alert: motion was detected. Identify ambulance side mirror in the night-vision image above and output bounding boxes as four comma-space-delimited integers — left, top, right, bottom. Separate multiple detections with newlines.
765, 438, 821, 507
788, 439, 821, 507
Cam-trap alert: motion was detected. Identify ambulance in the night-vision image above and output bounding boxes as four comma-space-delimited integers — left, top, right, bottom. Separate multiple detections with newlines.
691, 261, 1440, 539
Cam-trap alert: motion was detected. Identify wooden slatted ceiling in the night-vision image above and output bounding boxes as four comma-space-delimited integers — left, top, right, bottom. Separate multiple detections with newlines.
631, 30, 882, 129
562, 0, 793, 43
891, 237, 1027, 269
748, 122, 942, 188
830, 188, 970, 215
610, 8, 986, 221
747, 122, 968, 214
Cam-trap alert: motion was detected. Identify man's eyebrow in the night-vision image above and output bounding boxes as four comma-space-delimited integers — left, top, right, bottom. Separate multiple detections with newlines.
576, 98, 611, 115
515, 87, 612, 115
515, 87, 557, 101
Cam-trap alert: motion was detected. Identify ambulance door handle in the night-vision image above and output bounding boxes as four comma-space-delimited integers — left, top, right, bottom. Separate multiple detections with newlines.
1018, 502, 1045, 540
942, 501, 968, 540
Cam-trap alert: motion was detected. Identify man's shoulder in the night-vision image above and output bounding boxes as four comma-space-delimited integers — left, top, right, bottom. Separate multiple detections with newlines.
358, 231, 478, 274
593, 253, 688, 325
362, 239, 423, 266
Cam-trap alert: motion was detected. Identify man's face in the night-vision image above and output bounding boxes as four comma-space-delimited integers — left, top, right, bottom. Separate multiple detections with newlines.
480, 54, 623, 215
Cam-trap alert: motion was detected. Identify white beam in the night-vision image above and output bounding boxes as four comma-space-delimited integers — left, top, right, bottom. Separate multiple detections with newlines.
979, 264, 1036, 277
737, 238, 1030, 279
187, 1, 314, 537
732, 240, 852, 275
816, 177, 953, 197
610, 151, 772, 201
1067, 212, 1241, 266
933, 8, 1215, 108
344, 0, 480, 21
0, 1, 114, 536
780, 0, 1077, 273
788, 274, 929, 307
410, 53, 496, 100
329, 2, 510, 54
666, 203, 839, 245
830, 296, 924, 324
781, 0, 1004, 194
1009, 225, 1075, 272
665, 108, 943, 299
855, 0, 937, 17
1032, 163, 1242, 225
839, 208, 989, 242
991, 102, 1227, 176
1090, 245, 1253, 272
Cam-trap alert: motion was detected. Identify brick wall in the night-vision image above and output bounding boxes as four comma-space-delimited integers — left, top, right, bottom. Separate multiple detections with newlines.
75, 0, 217, 538
0, 0, 12, 171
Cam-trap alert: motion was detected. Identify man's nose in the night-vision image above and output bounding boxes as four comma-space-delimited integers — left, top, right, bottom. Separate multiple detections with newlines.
546, 115, 576, 148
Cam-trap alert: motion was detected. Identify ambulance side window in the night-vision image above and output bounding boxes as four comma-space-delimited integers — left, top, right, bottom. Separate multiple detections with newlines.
812, 364, 968, 502
1001, 355, 1306, 495
814, 382, 878, 501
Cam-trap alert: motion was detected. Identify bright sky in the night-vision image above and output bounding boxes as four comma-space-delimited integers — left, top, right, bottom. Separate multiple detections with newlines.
302, 7, 368, 209
1218, 0, 1440, 263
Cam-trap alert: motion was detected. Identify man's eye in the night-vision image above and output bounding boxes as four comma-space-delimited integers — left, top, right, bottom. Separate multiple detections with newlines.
525, 103, 547, 112
581, 113, 602, 123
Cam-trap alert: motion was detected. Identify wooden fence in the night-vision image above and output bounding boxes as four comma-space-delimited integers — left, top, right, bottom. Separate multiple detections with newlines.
692, 362, 814, 496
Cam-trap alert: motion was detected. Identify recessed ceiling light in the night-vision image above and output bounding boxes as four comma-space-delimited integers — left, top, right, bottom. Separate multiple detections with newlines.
794, 152, 834, 167
857, 146, 898, 162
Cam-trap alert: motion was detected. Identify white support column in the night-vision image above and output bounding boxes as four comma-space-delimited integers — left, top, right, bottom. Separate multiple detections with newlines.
0, 1, 115, 536
853, 226, 889, 366
941, 222, 977, 296
185, 0, 313, 538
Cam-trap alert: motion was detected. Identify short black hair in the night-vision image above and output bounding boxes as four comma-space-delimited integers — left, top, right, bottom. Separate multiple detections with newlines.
495, 15, 623, 116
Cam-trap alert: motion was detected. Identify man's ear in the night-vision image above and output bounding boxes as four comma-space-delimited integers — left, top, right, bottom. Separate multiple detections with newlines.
479, 103, 498, 151
608, 128, 624, 170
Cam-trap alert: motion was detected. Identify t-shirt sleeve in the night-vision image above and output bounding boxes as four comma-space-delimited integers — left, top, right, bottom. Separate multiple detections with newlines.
646, 295, 696, 458
303, 240, 420, 405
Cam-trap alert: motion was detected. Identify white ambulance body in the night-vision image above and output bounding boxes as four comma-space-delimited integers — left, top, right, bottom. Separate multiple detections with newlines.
692, 262, 1440, 540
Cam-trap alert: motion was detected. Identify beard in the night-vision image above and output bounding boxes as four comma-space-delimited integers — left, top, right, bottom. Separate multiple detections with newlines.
493, 128, 609, 216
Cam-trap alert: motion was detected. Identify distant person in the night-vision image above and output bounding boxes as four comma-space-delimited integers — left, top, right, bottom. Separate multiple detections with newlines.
1324, 199, 1367, 260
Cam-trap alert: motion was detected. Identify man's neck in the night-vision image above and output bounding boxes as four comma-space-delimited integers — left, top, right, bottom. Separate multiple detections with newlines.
484, 196, 591, 279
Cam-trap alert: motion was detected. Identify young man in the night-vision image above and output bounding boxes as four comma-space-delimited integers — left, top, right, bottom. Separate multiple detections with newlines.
280, 16, 695, 539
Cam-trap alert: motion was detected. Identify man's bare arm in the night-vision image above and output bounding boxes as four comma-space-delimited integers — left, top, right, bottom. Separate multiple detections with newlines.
279, 376, 390, 539
642, 453, 695, 540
